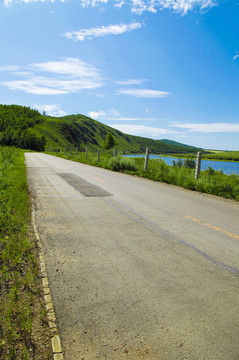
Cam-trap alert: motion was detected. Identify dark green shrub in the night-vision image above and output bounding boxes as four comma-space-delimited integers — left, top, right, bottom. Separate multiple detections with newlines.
108, 156, 137, 171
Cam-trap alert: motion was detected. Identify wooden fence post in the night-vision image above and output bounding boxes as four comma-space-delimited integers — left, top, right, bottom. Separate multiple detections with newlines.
195, 151, 202, 179
85, 146, 87, 159
144, 147, 149, 170
113, 148, 117, 157
97, 149, 100, 163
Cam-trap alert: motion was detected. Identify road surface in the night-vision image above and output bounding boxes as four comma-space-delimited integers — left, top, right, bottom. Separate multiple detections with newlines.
25, 153, 239, 360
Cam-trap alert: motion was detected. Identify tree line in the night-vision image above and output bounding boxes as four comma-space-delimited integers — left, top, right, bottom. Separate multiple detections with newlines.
0, 105, 46, 151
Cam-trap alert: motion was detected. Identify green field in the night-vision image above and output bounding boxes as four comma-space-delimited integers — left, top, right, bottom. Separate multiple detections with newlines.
201, 151, 239, 162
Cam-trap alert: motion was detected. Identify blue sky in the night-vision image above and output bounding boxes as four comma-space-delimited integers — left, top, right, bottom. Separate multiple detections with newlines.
0, 0, 238, 150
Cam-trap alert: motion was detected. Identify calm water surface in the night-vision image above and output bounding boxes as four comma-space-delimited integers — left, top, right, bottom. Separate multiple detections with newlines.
125, 154, 239, 175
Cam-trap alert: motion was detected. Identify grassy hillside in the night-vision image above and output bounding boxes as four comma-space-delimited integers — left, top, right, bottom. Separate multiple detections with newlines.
0, 104, 202, 154
160, 139, 200, 149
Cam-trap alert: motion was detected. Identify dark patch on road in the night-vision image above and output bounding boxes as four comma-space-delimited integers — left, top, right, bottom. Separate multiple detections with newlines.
58, 173, 112, 197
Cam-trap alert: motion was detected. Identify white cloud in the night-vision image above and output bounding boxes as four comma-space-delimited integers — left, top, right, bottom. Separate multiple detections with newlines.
114, 0, 125, 7
117, 88, 170, 98
0, 65, 21, 71
3, 78, 102, 95
34, 104, 67, 117
0, 58, 104, 95
80, 0, 108, 7
3, 0, 12, 5
88, 109, 122, 119
131, 0, 218, 14
88, 108, 160, 121
3, 0, 218, 15
233, 54, 239, 60
107, 117, 154, 121
170, 122, 239, 132
131, 0, 158, 14
64, 22, 142, 41
88, 110, 106, 119
109, 124, 180, 137
32, 58, 100, 78
115, 78, 147, 85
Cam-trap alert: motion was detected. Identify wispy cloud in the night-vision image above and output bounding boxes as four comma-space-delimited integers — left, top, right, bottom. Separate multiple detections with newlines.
34, 104, 67, 117
64, 22, 142, 41
107, 116, 158, 121
31, 58, 100, 78
117, 88, 170, 98
233, 54, 239, 60
170, 122, 239, 132
130, 0, 218, 14
109, 124, 181, 137
88, 109, 161, 122
115, 79, 147, 85
0, 58, 104, 95
4, 0, 218, 15
154, 0, 218, 15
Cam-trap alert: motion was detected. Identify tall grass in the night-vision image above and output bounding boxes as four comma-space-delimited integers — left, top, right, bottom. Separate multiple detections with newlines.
107, 155, 138, 172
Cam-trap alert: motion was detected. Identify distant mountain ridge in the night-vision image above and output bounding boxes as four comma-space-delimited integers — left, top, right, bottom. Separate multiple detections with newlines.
160, 139, 200, 149
0, 104, 202, 153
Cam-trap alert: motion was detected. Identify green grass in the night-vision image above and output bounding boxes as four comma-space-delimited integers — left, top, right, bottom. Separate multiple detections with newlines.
201, 151, 239, 162
0, 146, 52, 359
46, 150, 239, 201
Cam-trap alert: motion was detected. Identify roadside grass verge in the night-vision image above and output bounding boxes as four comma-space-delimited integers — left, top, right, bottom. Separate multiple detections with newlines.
46, 150, 239, 201
134, 158, 239, 201
0, 146, 52, 360
45, 150, 138, 172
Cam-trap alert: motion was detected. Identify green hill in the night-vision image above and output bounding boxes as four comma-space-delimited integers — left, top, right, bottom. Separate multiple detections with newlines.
0, 104, 202, 154
160, 139, 200, 149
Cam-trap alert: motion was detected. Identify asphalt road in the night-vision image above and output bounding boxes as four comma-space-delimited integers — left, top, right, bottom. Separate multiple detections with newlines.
25, 153, 239, 360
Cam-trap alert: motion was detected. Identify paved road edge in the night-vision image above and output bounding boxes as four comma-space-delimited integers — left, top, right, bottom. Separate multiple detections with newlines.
31, 208, 64, 360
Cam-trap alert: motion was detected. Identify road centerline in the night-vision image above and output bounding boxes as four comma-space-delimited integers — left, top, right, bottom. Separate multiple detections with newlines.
86, 173, 105, 183
185, 215, 239, 240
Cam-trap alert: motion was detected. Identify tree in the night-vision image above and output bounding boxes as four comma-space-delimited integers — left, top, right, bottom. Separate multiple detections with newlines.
105, 132, 116, 149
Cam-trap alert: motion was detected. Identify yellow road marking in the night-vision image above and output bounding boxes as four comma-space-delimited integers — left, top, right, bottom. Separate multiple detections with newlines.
185, 215, 239, 240
86, 173, 105, 183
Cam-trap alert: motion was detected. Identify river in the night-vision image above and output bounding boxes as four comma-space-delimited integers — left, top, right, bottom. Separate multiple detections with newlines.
124, 154, 239, 175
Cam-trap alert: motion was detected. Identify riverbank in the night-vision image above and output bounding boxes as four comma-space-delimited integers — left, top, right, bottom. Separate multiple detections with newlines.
124, 154, 239, 175
125, 152, 239, 162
